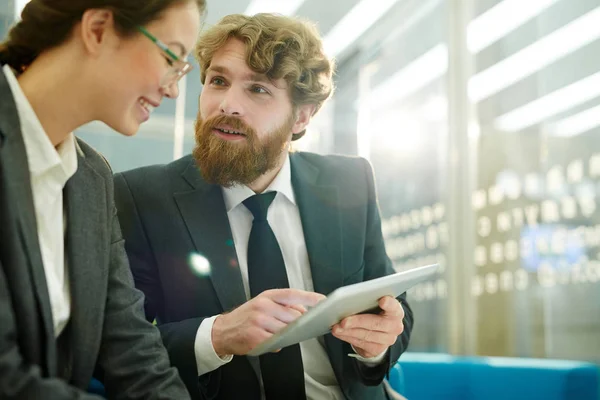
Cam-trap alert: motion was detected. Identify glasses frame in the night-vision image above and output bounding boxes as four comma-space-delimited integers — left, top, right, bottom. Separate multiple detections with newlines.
137, 26, 193, 87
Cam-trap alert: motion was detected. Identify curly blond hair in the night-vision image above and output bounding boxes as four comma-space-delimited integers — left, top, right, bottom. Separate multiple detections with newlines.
195, 13, 335, 140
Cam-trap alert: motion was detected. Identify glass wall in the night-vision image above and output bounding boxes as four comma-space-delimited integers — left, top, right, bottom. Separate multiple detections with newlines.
322, 0, 600, 363
471, 0, 600, 362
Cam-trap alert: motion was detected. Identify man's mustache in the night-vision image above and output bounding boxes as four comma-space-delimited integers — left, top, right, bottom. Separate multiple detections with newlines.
203, 115, 255, 138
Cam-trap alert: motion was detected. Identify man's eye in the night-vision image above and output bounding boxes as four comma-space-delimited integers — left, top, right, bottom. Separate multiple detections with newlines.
251, 85, 268, 94
211, 77, 226, 85
164, 56, 174, 67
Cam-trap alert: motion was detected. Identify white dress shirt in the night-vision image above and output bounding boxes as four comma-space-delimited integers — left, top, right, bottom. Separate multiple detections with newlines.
3, 65, 78, 338
194, 155, 387, 399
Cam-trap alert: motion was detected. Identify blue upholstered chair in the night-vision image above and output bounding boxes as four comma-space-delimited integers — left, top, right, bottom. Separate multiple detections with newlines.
388, 352, 599, 400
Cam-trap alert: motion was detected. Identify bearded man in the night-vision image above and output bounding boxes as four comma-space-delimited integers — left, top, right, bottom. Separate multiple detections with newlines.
114, 13, 413, 400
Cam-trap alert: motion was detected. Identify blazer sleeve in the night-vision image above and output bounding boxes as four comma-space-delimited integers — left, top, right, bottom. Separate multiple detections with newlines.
93, 184, 191, 400
350, 158, 414, 386
113, 173, 218, 399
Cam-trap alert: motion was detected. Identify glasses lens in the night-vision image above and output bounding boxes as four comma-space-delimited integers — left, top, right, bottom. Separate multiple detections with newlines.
161, 62, 193, 87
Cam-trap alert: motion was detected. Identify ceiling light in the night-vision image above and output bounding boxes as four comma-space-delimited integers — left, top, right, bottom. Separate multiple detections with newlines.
548, 103, 600, 137
494, 71, 600, 132
323, 0, 400, 58
467, 0, 559, 54
469, 6, 600, 103
366, 44, 448, 110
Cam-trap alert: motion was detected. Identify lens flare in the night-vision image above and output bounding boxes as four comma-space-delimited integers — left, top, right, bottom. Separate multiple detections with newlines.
189, 253, 211, 277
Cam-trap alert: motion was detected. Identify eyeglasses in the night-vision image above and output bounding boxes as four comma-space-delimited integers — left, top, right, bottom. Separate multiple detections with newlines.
137, 26, 193, 88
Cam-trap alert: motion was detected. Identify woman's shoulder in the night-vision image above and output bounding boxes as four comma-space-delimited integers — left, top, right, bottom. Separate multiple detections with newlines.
74, 136, 114, 177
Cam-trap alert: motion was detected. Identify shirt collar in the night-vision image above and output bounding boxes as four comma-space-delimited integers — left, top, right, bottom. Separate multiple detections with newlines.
222, 154, 296, 212
3, 65, 78, 182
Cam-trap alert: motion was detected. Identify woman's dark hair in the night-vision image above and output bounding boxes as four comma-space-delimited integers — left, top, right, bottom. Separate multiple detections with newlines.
0, 0, 206, 73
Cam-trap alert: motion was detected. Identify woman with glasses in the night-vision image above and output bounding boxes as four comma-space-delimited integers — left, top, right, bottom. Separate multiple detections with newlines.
0, 0, 204, 399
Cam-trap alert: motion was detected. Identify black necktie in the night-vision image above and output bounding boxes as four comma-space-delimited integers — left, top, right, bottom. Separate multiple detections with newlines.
243, 192, 306, 400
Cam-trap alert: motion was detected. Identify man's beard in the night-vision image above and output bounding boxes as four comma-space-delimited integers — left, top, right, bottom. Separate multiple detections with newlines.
192, 113, 293, 187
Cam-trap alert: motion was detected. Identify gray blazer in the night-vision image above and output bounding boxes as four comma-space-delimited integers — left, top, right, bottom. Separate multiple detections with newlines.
0, 68, 190, 399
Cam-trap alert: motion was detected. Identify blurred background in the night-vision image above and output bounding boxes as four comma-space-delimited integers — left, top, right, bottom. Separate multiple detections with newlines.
3, 0, 599, 364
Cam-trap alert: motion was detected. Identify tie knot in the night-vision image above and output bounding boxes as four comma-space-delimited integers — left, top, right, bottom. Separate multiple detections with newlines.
243, 191, 277, 221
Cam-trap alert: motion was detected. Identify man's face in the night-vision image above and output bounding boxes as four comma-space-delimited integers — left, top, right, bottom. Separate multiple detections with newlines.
193, 38, 304, 186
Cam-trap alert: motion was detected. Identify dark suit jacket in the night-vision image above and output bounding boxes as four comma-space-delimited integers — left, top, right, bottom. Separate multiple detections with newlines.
114, 153, 414, 400
0, 68, 190, 399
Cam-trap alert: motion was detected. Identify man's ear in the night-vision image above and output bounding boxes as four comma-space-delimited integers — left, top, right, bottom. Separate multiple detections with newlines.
291, 104, 316, 135
79, 9, 116, 56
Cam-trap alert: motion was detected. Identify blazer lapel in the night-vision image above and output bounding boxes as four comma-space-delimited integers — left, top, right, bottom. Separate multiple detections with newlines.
290, 153, 345, 380
63, 143, 107, 385
173, 161, 246, 314
290, 153, 343, 296
0, 70, 57, 376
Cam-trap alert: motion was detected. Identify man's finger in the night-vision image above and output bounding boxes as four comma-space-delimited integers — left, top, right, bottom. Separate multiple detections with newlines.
379, 296, 404, 317
331, 332, 385, 357
287, 304, 308, 314
340, 313, 400, 333
265, 288, 326, 307
332, 326, 397, 346
266, 302, 305, 323
255, 315, 288, 334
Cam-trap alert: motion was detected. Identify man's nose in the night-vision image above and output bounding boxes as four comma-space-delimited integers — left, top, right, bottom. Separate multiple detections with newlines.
219, 88, 245, 116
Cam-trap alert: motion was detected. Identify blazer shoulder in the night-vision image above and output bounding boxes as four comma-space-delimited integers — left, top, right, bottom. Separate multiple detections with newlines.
120, 153, 192, 176
75, 137, 113, 179
296, 151, 367, 171
294, 151, 371, 185
115, 154, 194, 195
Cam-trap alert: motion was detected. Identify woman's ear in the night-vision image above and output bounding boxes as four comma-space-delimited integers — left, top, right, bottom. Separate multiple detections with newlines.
79, 9, 116, 57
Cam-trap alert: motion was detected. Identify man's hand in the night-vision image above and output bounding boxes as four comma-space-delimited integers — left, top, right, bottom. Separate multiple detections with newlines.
331, 296, 404, 358
212, 288, 325, 357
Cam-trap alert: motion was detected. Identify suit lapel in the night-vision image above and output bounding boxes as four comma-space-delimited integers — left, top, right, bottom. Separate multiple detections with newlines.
0, 70, 56, 376
290, 153, 343, 296
64, 146, 106, 384
173, 161, 246, 313
290, 153, 346, 380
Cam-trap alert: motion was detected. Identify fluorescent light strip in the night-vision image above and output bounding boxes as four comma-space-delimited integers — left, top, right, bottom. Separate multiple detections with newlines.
323, 0, 400, 58
471, 6, 600, 103
469, 6, 600, 103
467, 0, 559, 54
244, 0, 305, 16
549, 103, 600, 137
494, 71, 600, 132
367, 44, 448, 109
381, 0, 442, 50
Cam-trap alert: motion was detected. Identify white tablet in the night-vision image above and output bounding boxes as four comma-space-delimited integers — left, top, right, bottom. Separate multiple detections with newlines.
247, 263, 439, 356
